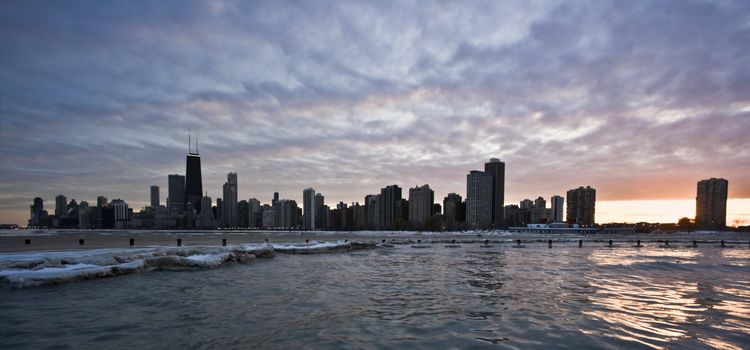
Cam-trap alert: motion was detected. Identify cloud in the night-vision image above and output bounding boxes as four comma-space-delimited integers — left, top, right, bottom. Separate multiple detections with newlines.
0, 0, 749, 225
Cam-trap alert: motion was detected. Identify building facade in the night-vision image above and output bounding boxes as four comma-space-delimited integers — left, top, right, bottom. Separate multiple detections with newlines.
466, 170, 493, 229
566, 186, 596, 226
222, 172, 238, 227
484, 158, 505, 228
167, 174, 185, 217
551, 195, 564, 223
408, 184, 434, 228
303, 188, 316, 230
695, 178, 728, 230
185, 152, 203, 214
150, 185, 159, 209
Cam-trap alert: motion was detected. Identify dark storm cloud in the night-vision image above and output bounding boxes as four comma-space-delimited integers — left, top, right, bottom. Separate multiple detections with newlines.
1, 0, 749, 223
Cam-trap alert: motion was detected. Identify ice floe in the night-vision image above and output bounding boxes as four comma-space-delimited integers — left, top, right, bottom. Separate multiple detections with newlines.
0, 240, 375, 288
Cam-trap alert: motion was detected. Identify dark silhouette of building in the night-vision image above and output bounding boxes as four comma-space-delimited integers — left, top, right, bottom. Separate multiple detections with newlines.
168, 174, 185, 217
379, 185, 402, 230
150, 185, 159, 209
55, 194, 67, 218
566, 186, 596, 226
222, 172, 238, 227
29, 197, 46, 227
484, 158, 505, 228
551, 195, 564, 223
97, 196, 108, 208
185, 151, 203, 214
303, 188, 316, 230
314, 193, 325, 229
408, 184, 434, 228
237, 200, 249, 227
365, 194, 380, 229
695, 178, 728, 230
443, 193, 463, 230
467, 170, 492, 229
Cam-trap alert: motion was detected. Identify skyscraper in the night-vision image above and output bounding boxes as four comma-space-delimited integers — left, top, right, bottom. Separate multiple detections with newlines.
566, 186, 596, 226
185, 137, 203, 214
695, 178, 728, 230
551, 195, 564, 223
55, 194, 67, 218
466, 170, 492, 229
97, 196, 108, 208
222, 172, 238, 227
314, 193, 325, 229
408, 184, 434, 228
29, 197, 45, 226
303, 188, 316, 230
150, 185, 159, 209
168, 174, 185, 217
443, 193, 463, 225
198, 195, 214, 228
248, 198, 261, 228
379, 185, 402, 230
365, 194, 380, 229
484, 158, 505, 228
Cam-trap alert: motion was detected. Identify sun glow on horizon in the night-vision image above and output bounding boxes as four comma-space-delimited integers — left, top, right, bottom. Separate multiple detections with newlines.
597, 199, 750, 226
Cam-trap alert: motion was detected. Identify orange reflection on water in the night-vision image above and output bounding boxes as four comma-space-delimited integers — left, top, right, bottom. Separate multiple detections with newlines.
720, 248, 750, 266
583, 275, 704, 349
587, 246, 700, 266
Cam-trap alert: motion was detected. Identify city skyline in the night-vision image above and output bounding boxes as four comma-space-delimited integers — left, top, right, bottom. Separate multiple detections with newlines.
1, 1, 749, 226
14, 145, 745, 228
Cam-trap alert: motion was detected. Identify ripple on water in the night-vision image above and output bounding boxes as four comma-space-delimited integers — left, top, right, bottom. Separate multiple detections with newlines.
0, 245, 748, 349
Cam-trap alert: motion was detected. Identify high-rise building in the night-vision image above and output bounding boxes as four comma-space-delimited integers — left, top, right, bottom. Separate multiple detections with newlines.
110, 199, 129, 229
150, 185, 159, 209
550, 195, 564, 222
247, 198, 261, 228
466, 170, 492, 229
484, 158, 505, 228
365, 194, 380, 230
303, 188, 316, 230
272, 192, 279, 207
408, 184, 434, 228
551, 195, 564, 223
185, 144, 203, 214
197, 195, 214, 228
55, 194, 67, 218
379, 185, 402, 230
222, 172, 238, 227
695, 178, 728, 230
96, 196, 108, 208
443, 193, 462, 224
29, 197, 45, 227
237, 200, 249, 228
314, 193, 325, 229
276, 199, 300, 228
168, 174, 185, 217
566, 186, 596, 226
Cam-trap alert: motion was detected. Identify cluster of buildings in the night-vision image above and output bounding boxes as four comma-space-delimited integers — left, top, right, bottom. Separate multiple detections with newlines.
26, 141, 730, 232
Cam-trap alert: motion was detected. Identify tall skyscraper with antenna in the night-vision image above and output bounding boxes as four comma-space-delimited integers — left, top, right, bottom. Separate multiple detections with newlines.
185, 130, 203, 214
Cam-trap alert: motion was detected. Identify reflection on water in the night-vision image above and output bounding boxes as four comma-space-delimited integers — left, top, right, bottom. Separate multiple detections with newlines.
585, 246, 750, 350
0, 245, 748, 349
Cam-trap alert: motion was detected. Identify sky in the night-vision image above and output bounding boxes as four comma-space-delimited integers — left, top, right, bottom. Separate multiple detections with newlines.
1, 0, 749, 226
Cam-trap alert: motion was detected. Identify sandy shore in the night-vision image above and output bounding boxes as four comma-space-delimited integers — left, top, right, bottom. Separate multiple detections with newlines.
1, 230, 748, 253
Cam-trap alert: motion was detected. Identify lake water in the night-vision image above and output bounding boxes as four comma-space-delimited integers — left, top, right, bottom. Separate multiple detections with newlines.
1, 242, 749, 349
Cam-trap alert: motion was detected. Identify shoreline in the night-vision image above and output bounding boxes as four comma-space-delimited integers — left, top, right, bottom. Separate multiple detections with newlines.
1, 230, 748, 253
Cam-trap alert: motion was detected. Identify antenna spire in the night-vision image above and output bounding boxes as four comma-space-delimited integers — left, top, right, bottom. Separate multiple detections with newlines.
196, 131, 199, 154
188, 128, 191, 153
